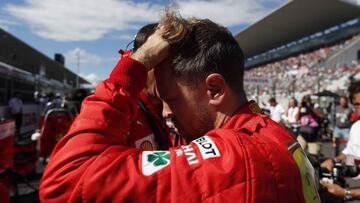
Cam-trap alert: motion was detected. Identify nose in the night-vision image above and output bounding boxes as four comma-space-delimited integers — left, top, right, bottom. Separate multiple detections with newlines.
162, 101, 173, 119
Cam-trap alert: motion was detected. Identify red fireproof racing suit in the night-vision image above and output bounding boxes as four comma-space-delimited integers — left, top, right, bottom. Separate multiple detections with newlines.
129, 90, 171, 150
40, 57, 320, 202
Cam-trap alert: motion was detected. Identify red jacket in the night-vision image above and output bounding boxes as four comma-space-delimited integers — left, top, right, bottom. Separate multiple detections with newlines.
40, 57, 320, 202
128, 90, 171, 150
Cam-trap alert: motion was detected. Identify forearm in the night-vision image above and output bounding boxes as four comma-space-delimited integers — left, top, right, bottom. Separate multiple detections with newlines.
335, 153, 347, 162
353, 188, 360, 200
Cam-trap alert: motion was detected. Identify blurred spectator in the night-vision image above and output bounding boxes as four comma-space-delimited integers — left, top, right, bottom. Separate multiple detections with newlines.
296, 96, 323, 156
333, 96, 352, 142
8, 92, 23, 132
282, 96, 299, 135
53, 93, 63, 108
283, 96, 299, 123
41, 92, 65, 116
320, 81, 360, 201
268, 97, 285, 123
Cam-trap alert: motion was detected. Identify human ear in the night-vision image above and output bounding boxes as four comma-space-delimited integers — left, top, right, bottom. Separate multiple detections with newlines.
205, 73, 226, 106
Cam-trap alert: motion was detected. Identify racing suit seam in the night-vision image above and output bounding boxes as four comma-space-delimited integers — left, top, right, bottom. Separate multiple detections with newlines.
73, 152, 96, 202
234, 131, 251, 203
200, 130, 243, 201
253, 131, 281, 202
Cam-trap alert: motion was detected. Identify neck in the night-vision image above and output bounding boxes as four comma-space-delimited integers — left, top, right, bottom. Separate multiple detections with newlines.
214, 91, 247, 128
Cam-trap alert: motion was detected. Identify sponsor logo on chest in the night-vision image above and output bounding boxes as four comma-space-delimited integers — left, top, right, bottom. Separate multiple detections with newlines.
193, 135, 220, 159
142, 151, 170, 176
174, 135, 221, 165
135, 134, 157, 150
181, 145, 199, 165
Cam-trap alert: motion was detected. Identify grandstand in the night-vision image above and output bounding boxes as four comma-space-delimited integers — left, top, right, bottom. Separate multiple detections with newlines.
0, 28, 92, 143
235, 0, 360, 104
0, 28, 89, 103
245, 35, 360, 97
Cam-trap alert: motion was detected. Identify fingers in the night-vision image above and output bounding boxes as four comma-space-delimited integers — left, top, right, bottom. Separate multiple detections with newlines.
132, 13, 189, 70
156, 25, 166, 35
320, 181, 346, 198
158, 14, 189, 45
131, 29, 170, 71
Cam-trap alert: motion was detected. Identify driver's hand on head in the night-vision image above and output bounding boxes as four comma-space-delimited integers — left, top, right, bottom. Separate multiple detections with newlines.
320, 181, 346, 198
132, 26, 170, 71
320, 158, 334, 172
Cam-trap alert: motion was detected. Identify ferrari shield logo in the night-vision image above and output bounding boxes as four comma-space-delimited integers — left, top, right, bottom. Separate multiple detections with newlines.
142, 151, 170, 176
135, 134, 156, 150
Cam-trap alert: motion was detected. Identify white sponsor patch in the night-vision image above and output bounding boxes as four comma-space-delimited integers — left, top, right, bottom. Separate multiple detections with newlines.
142, 151, 170, 176
135, 134, 157, 150
193, 136, 221, 159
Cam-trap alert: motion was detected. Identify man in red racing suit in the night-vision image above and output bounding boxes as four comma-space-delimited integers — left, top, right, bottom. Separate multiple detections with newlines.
40, 14, 320, 202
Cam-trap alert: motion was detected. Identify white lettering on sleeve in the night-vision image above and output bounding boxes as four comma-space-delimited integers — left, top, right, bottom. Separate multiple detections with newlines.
193, 135, 221, 159
182, 145, 199, 165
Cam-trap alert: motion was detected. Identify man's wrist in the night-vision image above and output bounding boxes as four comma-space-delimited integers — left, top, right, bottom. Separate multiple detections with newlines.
344, 188, 353, 201
131, 51, 151, 70
107, 57, 148, 96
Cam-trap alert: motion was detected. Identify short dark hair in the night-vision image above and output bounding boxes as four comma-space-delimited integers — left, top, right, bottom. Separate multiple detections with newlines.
161, 14, 245, 93
302, 95, 311, 103
290, 97, 298, 107
348, 80, 360, 103
133, 23, 158, 51
339, 95, 348, 101
268, 97, 276, 103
